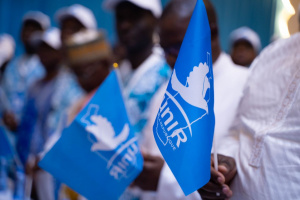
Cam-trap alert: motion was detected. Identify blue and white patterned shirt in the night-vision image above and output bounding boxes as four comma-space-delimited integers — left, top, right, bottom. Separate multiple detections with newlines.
2, 54, 45, 121
120, 46, 171, 138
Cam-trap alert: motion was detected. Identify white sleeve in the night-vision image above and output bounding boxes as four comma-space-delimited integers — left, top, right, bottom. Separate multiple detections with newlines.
155, 164, 201, 200
217, 114, 241, 159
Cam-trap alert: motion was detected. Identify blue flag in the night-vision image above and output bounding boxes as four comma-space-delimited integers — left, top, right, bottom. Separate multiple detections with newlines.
153, 0, 215, 195
39, 70, 143, 200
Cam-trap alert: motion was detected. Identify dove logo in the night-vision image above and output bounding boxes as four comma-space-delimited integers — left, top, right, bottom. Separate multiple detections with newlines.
171, 62, 211, 113
82, 104, 140, 180
155, 59, 211, 150
86, 115, 129, 152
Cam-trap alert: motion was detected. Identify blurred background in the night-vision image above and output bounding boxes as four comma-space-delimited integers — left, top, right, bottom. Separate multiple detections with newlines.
0, 0, 299, 56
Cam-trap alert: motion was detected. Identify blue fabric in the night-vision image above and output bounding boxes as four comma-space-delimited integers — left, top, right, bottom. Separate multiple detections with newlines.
153, 1, 215, 195
0, 87, 9, 117
29, 79, 56, 155
124, 57, 171, 137
2, 55, 45, 121
16, 97, 37, 165
0, 127, 14, 159
45, 69, 84, 139
39, 70, 143, 200
16, 69, 83, 166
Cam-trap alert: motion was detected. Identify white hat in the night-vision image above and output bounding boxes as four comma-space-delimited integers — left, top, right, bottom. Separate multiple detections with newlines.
103, 0, 162, 18
31, 28, 61, 50
23, 11, 50, 30
0, 34, 15, 68
230, 26, 261, 53
56, 4, 97, 30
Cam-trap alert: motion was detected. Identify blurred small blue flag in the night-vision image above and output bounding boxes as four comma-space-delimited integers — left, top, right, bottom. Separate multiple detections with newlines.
0, 127, 14, 159
39, 70, 143, 200
153, 0, 215, 195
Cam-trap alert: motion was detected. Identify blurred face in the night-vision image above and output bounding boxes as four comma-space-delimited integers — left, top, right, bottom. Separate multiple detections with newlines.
116, 2, 156, 53
21, 20, 43, 54
70, 59, 110, 93
159, 14, 189, 69
231, 40, 256, 67
60, 17, 85, 44
37, 42, 61, 71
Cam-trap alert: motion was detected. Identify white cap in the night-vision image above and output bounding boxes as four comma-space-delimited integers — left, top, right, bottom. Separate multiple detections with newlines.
103, 0, 162, 18
230, 26, 262, 53
32, 28, 61, 50
56, 4, 97, 30
0, 34, 15, 68
23, 11, 50, 30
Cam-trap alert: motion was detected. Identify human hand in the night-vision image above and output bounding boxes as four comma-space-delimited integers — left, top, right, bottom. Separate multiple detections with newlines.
133, 153, 164, 191
198, 154, 237, 200
3, 111, 18, 132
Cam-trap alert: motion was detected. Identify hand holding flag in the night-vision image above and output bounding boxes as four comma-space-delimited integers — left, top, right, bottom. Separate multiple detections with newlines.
153, 0, 215, 195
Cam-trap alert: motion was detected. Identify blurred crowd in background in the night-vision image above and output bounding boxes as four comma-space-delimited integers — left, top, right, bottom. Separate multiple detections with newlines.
0, 0, 299, 200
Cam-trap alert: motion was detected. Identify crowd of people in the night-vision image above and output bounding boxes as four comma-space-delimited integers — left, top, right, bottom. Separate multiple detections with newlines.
0, 0, 299, 200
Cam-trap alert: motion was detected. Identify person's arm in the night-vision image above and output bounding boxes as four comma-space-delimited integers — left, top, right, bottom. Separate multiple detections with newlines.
133, 153, 164, 191
3, 111, 18, 132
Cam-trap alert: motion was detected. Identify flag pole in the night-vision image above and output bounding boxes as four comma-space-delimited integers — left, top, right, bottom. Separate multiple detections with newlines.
208, 48, 220, 196
213, 139, 220, 196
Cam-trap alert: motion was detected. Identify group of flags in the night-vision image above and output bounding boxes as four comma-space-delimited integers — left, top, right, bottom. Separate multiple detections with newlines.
1, 1, 215, 199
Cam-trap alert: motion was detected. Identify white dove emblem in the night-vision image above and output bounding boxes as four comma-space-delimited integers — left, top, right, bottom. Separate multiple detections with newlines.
85, 115, 130, 151
171, 62, 210, 113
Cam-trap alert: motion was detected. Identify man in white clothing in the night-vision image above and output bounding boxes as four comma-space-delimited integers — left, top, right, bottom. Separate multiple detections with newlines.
142, 0, 247, 199
200, 9, 300, 200
203, 32, 300, 200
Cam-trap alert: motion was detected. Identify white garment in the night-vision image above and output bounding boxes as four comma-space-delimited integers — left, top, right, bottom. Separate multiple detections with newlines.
0, 190, 12, 200
213, 53, 248, 152
219, 33, 300, 200
141, 53, 248, 200
34, 171, 55, 200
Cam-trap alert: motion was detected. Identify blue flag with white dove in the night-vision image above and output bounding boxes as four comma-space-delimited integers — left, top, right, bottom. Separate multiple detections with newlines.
39, 70, 143, 200
153, 0, 215, 195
